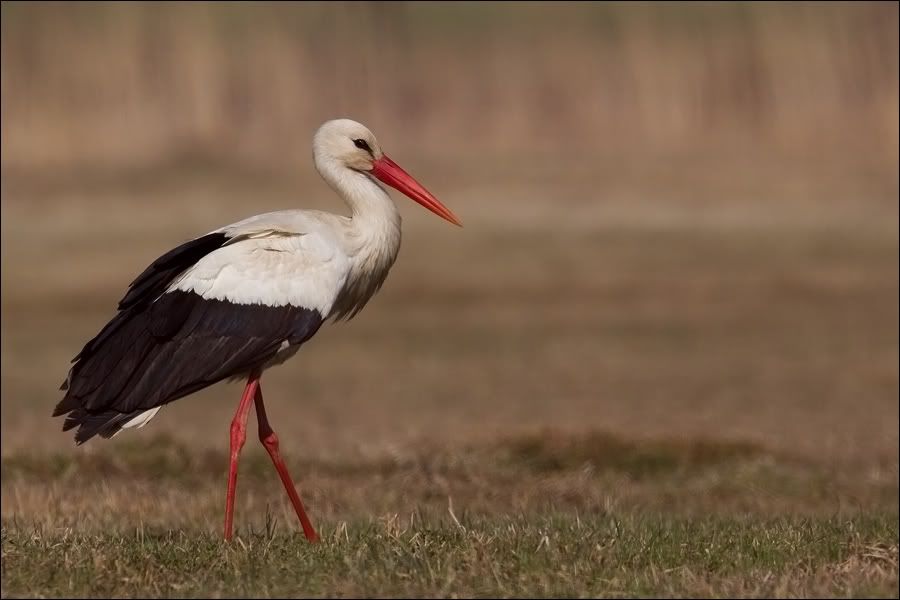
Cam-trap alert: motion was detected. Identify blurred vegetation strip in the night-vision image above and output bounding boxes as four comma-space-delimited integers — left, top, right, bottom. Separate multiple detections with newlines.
1, 1, 897, 171
0, 429, 877, 486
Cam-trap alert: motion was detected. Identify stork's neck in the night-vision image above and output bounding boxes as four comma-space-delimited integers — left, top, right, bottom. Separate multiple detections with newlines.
314, 153, 402, 321
315, 153, 402, 236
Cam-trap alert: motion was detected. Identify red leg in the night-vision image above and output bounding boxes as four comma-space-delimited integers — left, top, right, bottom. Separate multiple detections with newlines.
255, 385, 319, 542
223, 371, 260, 541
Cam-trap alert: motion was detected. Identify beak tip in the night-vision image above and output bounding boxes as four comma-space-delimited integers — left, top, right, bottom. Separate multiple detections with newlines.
445, 214, 463, 228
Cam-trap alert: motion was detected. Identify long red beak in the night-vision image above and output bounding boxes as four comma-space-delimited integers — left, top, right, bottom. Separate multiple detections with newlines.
371, 156, 462, 227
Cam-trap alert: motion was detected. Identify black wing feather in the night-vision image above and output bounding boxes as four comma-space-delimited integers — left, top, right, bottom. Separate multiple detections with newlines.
53, 233, 324, 444
118, 233, 231, 310
64, 233, 230, 368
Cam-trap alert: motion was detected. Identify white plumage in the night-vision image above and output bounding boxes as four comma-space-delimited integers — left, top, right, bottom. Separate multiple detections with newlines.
118, 406, 162, 433
169, 224, 352, 316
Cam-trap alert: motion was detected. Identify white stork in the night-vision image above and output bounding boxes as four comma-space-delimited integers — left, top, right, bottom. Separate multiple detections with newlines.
53, 118, 461, 542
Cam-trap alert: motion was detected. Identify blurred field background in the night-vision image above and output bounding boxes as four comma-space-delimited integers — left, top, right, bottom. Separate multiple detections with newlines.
1, 1, 898, 597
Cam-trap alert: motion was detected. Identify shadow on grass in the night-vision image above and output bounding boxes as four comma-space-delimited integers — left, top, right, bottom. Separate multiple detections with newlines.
501, 430, 768, 478
2, 429, 776, 483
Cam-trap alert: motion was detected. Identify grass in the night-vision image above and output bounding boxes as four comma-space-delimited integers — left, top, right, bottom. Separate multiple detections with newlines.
1, 431, 897, 597
1, 515, 897, 598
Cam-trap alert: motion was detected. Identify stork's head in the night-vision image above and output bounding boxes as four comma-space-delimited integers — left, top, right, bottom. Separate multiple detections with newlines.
313, 118, 462, 226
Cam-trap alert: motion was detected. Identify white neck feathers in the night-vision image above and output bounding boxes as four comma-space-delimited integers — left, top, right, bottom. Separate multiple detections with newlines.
314, 153, 402, 320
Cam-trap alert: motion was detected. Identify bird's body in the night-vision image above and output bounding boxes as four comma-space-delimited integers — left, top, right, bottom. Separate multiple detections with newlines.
53, 119, 460, 541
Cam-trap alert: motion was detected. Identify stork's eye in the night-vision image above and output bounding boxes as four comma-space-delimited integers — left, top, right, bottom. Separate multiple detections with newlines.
353, 138, 372, 153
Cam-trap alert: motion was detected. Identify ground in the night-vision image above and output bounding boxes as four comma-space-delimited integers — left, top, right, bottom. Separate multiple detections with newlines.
1, 152, 897, 597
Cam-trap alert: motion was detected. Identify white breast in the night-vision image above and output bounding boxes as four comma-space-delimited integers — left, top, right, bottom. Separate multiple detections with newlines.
329, 217, 402, 321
